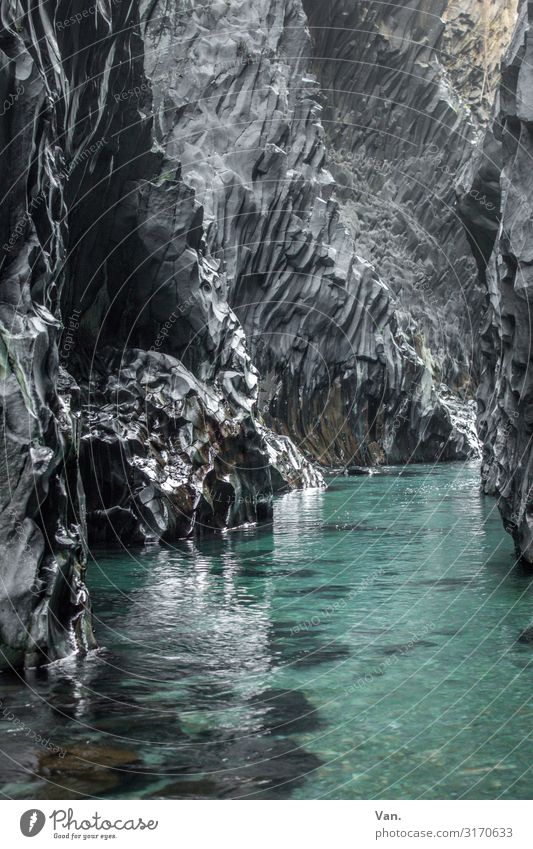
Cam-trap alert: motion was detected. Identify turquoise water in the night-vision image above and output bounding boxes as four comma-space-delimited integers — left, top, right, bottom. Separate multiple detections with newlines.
1, 462, 532, 799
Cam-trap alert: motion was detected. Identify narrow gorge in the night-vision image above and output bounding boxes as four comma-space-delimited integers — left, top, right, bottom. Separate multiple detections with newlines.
0, 0, 530, 672
3, 0, 533, 805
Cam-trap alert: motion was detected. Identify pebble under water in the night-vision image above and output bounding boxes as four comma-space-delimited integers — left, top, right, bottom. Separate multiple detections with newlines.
1, 462, 532, 800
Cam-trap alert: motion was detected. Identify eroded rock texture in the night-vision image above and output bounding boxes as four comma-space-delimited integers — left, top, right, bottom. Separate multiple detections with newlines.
0, 0, 518, 666
0, 0, 322, 668
464, 0, 533, 562
301, 0, 515, 455
149, 0, 508, 466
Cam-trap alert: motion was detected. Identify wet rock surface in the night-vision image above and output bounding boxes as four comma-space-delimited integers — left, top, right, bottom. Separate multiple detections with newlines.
149, 0, 494, 467
0, 0, 323, 667
461, 0, 533, 563
0, 0, 521, 668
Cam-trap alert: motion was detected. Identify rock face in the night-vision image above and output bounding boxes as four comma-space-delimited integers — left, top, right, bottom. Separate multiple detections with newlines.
299, 0, 514, 458
0, 0, 323, 669
464, 0, 533, 562
152, 0, 505, 467
0, 0, 517, 667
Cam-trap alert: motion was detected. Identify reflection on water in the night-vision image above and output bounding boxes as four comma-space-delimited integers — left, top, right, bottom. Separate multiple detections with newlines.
1, 462, 532, 799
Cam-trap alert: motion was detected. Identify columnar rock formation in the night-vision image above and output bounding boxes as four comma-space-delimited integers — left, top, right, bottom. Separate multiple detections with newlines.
303, 0, 513, 381
0, 0, 520, 668
463, 0, 533, 563
155, 0, 503, 467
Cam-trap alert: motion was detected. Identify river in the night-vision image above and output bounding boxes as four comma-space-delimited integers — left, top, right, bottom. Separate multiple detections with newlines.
1, 463, 532, 799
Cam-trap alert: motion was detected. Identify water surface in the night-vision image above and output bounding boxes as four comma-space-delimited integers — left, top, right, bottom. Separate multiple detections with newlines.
1, 462, 532, 799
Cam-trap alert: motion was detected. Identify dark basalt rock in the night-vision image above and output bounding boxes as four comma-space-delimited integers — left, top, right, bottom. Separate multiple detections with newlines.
0, 0, 518, 668
150, 0, 501, 467
460, 0, 533, 562
77, 346, 321, 545
0, 0, 322, 669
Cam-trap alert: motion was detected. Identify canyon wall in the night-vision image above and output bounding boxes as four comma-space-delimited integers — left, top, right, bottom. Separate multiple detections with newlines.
156, 0, 504, 467
0, 0, 516, 667
465, 0, 533, 563
0, 0, 322, 668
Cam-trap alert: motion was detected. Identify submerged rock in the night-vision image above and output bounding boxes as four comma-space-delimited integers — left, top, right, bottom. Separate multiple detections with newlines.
35, 744, 140, 799
517, 627, 533, 646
